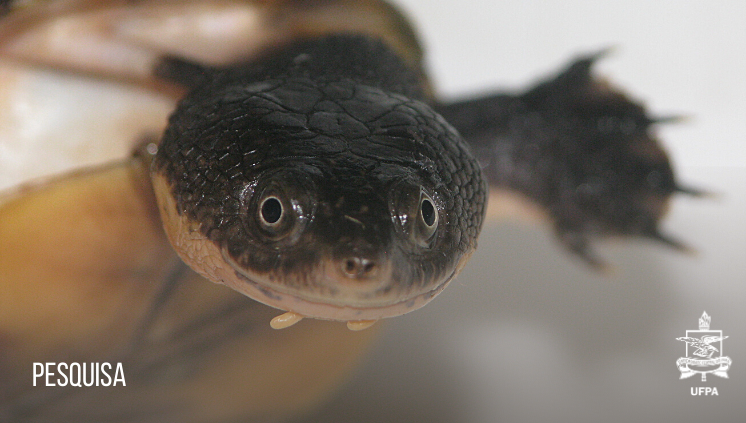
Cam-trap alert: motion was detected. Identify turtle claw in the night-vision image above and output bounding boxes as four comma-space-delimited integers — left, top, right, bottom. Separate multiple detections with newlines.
674, 184, 717, 199
583, 255, 613, 275
644, 229, 696, 255
589, 46, 617, 62
270, 311, 304, 329
558, 230, 612, 273
572, 248, 613, 274
650, 114, 691, 125
574, 46, 617, 70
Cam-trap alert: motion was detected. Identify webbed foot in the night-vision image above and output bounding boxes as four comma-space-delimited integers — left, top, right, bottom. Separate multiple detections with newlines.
438, 51, 705, 268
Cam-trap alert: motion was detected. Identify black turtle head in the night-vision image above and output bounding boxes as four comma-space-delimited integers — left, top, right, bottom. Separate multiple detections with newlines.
153, 76, 487, 321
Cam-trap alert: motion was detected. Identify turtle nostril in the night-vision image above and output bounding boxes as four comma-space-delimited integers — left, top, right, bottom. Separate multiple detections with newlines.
341, 257, 377, 279
345, 259, 356, 273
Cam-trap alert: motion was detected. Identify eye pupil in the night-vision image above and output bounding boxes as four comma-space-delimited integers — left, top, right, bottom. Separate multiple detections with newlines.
261, 197, 283, 225
421, 198, 436, 227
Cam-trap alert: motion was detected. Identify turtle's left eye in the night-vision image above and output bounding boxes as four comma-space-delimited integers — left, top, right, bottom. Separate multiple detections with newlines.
415, 191, 438, 246
388, 181, 440, 248
420, 196, 436, 228
255, 193, 297, 238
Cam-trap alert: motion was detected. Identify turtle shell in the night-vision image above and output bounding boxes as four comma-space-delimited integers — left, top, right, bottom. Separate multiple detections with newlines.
0, 1, 423, 421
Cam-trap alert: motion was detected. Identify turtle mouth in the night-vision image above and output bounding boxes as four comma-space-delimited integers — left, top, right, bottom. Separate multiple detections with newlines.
221, 248, 453, 322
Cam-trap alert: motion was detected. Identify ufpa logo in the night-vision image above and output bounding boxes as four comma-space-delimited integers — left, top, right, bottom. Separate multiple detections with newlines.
676, 311, 732, 382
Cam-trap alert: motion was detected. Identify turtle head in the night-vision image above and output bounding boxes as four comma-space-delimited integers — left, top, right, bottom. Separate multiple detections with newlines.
152, 39, 486, 327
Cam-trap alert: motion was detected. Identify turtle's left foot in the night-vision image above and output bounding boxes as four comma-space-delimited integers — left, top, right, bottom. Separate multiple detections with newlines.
438, 51, 706, 268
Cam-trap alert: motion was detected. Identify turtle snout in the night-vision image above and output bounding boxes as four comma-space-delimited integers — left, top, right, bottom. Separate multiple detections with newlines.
333, 240, 386, 282
340, 255, 379, 279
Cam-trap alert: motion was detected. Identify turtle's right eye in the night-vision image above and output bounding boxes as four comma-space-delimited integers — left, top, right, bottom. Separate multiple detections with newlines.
241, 172, 315, 245
255, 193, 295, 238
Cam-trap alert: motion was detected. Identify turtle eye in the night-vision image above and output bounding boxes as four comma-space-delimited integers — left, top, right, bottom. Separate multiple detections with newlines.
253, 192, 305, 241
388, 182, 439, 248
259, 196, 283, 226
415, 191, 438, 246
420, 196, 436, 228
257, 194, 292, 237
240, 173, 314, 244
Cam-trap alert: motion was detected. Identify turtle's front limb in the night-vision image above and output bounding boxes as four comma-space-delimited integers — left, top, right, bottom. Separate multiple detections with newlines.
436, 52, 703, 269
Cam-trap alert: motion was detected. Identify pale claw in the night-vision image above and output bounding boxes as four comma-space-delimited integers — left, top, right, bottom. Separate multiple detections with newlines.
270, 311, 304, 329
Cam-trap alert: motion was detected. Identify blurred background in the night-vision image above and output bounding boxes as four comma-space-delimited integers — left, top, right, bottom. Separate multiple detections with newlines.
295, 1, 746, 422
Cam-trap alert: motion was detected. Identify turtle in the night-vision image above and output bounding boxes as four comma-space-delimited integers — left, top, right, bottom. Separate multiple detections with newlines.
0, 0, 700, 422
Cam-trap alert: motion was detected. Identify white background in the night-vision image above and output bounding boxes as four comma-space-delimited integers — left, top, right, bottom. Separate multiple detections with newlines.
297, 1, 746, 422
